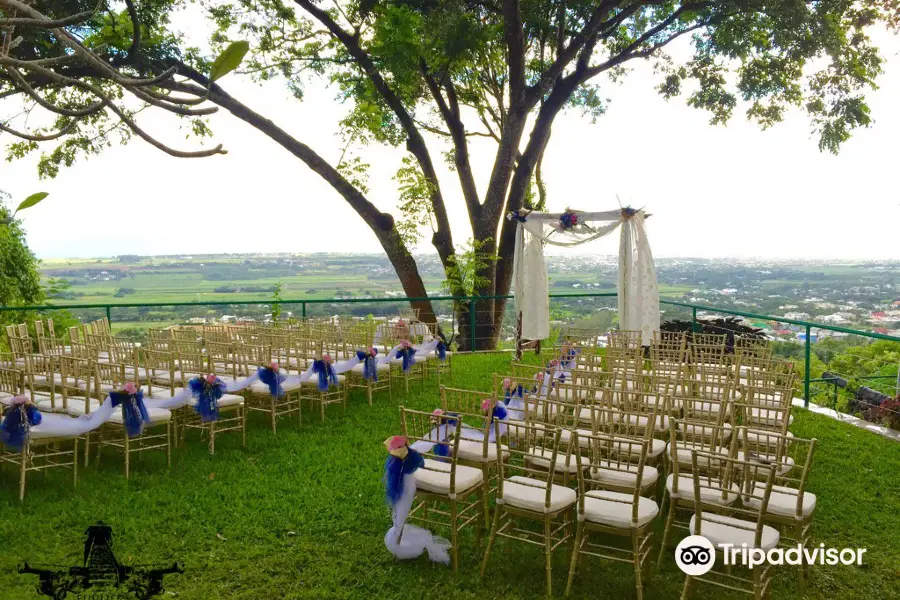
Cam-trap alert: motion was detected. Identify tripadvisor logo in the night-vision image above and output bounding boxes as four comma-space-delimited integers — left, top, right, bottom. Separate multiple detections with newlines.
675, 535, 867, 574
17, 522, 183, 600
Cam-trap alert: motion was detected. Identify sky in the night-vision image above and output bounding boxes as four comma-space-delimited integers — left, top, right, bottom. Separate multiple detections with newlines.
1, 23, 899, 261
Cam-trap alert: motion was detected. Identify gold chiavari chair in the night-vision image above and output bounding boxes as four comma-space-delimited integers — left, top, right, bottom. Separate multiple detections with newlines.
243, 344, 304, 432
734, 336, 773, 360
737, 428, 817, 580
680, 451, 779, 600
565, 432, 659, 599
526, 396, 590, 488
180, 377, 247, 456
94, 373, 173, 480
401, 406, 488, 571
0, 394, 80, 501
0, 366, 23, 407
348, 347, 392, 406
608, 329, 643, 350
480, 423, 576, 596
657, 417, 739, 566
296, 342, 347, 423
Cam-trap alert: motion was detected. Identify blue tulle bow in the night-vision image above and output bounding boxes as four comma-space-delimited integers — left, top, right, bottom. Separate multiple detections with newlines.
312, 359, 338, 392
257, 366, 285, 398
436, 340, 447, 362
433, 442, 451, 458
109, 389, 151, 438
0, 403, 42, 451
491, 403, 509, 422
509, 209, 528, 223
189, 377, 226, 422
396, 346, 417, 373
384, 448, 424, 506
503, 384, 524, 405
356, 349, 378, 382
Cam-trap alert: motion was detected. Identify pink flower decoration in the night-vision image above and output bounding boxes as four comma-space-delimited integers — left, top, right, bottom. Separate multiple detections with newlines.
385, 435, 407, 452
400, 340, 411, 349
571, 214, 578, 225
206, 373, 218, 385
481, 399, 492, 412
323, 353, 333, 364
10, 395, 28, 406
503, 377, 512, 390
123, 381, 138, 395
269, 361, 280, 372
398, 320, 406, 327
534, 372, 545, 382
368, 347, 377, 357
432, 408, 444, 417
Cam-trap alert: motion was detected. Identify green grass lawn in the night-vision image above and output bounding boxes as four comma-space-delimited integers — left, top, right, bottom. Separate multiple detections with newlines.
1, 353, 897, 600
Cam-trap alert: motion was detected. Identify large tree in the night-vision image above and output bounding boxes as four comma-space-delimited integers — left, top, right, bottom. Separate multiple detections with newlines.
1, 0, 897, 348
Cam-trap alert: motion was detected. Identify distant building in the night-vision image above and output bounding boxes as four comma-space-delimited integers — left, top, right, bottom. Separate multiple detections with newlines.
783, 312, 810, 321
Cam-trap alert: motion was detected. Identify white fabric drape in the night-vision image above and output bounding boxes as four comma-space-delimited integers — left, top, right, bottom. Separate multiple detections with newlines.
510, 208, 659, 345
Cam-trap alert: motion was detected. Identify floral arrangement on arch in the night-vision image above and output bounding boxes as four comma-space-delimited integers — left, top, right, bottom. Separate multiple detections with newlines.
556, 208, 579, 233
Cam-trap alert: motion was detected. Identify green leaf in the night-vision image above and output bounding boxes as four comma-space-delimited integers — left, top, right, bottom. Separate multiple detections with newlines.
209, 41, 250, 83
14, 192, 49, 214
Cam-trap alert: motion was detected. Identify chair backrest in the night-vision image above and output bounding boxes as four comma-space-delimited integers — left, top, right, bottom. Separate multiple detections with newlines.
441, 385, 494, 415
142, 348, 174, 395
608, 329, 642, 350
575, 431, 650, 519
494, 422, 569, 511
93, 360, 128, 398
737, 427, 816, 519
668, 418, 737, 484
0, 367, 23, 396
399, 406, 468, 492
690, 450, 778, 548
734, 336, 773, 360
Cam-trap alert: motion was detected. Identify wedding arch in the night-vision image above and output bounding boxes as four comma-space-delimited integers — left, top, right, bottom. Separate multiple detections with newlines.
508, 207, 660, 347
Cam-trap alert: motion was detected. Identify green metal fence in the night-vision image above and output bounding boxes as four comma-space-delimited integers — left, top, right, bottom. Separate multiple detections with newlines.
2, 292, 899, 409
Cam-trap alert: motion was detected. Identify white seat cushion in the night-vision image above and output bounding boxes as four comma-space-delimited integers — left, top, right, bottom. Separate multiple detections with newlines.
526, 448, 590, 473
559, 428, 596, 448
683, 423, 732, 440
743, 428, 793, 445
187, 393, 244, 410
455, 439, 509, 462
612, 436, 666, 458
252, 379, 307, 393
666, 473, 739, 505
62, 397, 104, 416
107, 406, 173, 425
743, 484, 816, 519
501, 475, 576, 513
413, 458, 483, 495
349, 362, 391, 374
689, 514, 780, 551
583, 490, 659, 528
0, 392, 15, 406
589, 462, 659, 489
31, 392, 68, 413
736, 451, 795, 476
390, 355, 427, 366
667, 442, 729, 467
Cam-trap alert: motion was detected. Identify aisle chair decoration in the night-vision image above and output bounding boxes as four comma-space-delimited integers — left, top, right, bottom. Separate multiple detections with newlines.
395, 340, 417, 373
356, 347, 380, 382
108, 382, 151, 438
257, 361, 286, 398
382, 435, 452, 564
312, 354, 339, 391
188, 374, 228, 422
0, 396, 42, 451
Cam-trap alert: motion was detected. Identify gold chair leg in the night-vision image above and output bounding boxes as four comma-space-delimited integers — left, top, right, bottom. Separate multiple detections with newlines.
73, 437, 79, 489
480, 505, 502, 578
657, 496, 676, 568
19, 446, 28, 502
450, 498, 459, 572
633, 529, 644, 600
209, 421, 216, 455
270, 398, 278, 433
243, 407, 249, 446
565, 521, 585, 596
544, 516, 553, 596
680, 575, 693, 600
124, 434, 130, 480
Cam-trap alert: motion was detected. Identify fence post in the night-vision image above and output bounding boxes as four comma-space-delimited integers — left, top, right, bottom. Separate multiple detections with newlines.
105, 305, 112, 325
301, 302, 306, 319
469, 298, 476, 352
803, 324, 812, 408
691, 307, 698, 333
